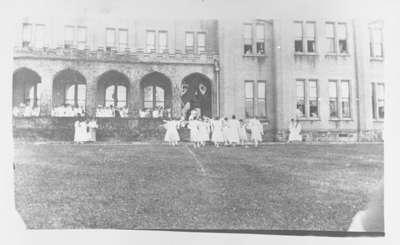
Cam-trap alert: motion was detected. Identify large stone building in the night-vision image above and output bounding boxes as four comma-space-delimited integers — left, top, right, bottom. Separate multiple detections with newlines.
12, 16, 385, 141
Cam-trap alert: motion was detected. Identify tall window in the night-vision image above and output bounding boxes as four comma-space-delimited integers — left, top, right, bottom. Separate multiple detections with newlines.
105, 85, 127, 107
22, 23, 32, 48
24, 83, 39, 107
77, 26, 87, 50
256, 24, 265, 54
296, 80, 305, 117
329, 80, 338, 118
34, 24, 45, 48
341, 80, 351, 118
305, 22, 316, 53
64, 25, 74, 49
309, 80, 318, 118
197, 32, 206, 54
256, 81, 266, 117
143, 86, 165, 109
185, 32, 194, 53
118, 29, 128, 51
244, 81, 254, 117
326, 23, 336, 53
65, 84, 86, 107
244, 24, 253, 54
294, 22, 303, 52
146, 30, 156, 53
158, 31, 168, 53
370, 26, 383, 58
372, 83, 385, 119
337, 23, 348, 53
106, 28, 116, 51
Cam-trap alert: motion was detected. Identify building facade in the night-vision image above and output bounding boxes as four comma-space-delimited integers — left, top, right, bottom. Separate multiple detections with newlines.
12, 16, 385, 141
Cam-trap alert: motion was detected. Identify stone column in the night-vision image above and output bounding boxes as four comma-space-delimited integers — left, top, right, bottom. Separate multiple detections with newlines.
83, 70, 97, 117
38, 71, 53, 116
128, 70, 143, 117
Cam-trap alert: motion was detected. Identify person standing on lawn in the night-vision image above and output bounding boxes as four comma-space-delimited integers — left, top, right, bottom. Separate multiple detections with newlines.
222, 117, 230, 146
163, 119, 180, 146
210, 117, 224, 147
288, 118, 302, 142
87, 118, 99, 142
238, 119, 248, 146
228, 115, 240, 147
188, 117, 201, 148
198, 117, 210, 146
248, 118, 263, 147
74, 117, 86, 144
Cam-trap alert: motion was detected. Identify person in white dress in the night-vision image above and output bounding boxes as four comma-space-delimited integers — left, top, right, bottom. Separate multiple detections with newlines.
248, 118, 264, 147
87, 118, 98, 142
198, 118, 210, 146
163, 120, 180, 146
210, 117, 224, 147
188, 118, 200, 148
238, 119, 248, 146
74, 118, 86, 143
222, 117, 230, 146
288, 118, 302, 143
227, 115, 240, 146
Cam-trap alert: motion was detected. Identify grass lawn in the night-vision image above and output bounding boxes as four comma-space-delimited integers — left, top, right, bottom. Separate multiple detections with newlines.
14, 143, 383, 231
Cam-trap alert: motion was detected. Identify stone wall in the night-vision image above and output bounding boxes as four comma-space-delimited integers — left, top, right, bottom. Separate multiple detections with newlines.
275, 129, 383, 142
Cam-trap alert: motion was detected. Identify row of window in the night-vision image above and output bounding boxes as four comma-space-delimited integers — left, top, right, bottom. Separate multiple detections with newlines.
21, 23, 207, 54
242, 21, 384, 58
242, 79, 385, 120
22, 83, 166, 110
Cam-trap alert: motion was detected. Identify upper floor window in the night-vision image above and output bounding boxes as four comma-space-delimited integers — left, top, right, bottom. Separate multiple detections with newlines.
22, 23, 32, 48
294, 21, 316, 53
325, 22, 348, 54
255, 24, 265, 55
64, 25, 74, 49
197, 32, 206, 54
185, 32, 194, 53
118, 29, 128, 51
244, 24, 253, 54
77, 26, 87, 50
146, 30, 156, 53
35, 24, 45, 48
158, 31, 168, 53
106, 28, 116, 51
369, 26, 383, 58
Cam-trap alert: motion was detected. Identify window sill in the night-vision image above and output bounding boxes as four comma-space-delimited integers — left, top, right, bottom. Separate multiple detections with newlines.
294, 52, 319, 57
325, 53, 351, 57
243, 54, 267, 58
297, 117, 320, 121
329, 118, 353, 121
370, 57, 384, 62
373, 119, 384, 123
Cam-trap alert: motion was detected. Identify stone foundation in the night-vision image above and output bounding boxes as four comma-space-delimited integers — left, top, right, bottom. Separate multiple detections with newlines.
275, 129, 383, 142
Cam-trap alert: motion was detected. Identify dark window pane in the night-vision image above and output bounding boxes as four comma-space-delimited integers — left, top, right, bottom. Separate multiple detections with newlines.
295, 40, 303, 52
307, 40, 315, 52
256, 42, 265, 54
329, 100, 338, 117
342, 100, 350, 118
339, 40, 347, 53
309, 100, 318, 117
244, 44, 252, 54
297, 100, 305, 117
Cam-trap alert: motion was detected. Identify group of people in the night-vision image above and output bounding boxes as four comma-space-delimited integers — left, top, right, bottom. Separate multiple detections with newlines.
139, 106, 171, 119
13, 103, 40, 117
96, 105, 128, 118
162, 115, 265, 148
73, 117, 98, 143
51, 104, 86, 117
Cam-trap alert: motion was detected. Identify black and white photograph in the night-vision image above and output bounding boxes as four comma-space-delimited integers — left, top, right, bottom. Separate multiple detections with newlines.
2, 0, 399, 244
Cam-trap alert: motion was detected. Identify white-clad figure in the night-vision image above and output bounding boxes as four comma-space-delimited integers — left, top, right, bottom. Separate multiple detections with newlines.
23, 105, 33, 117
198, 118, 210, 146
211, 117, 224, 147
288, 118, 302, 143
227, 115, 240, 146
188, 119, 200, 148
222, 117, 230, 145
163, 120, 180, 146
248, 118, 264, 147
87, 118, 98, 142
74, 118, 85, 143
238, 119, 248, 146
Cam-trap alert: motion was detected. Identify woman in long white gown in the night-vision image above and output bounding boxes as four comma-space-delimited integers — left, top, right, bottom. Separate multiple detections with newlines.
288, 118, 302, 142
88, 118, 98, 142
222, 117, 230, 145
227, 115, 240, 146
198, 119, 210, 146
211, 117, 224, 147
248, 118, 263, 147
163, 120, 180, 146
188, 119, 200, 148
238, 119, 248, 146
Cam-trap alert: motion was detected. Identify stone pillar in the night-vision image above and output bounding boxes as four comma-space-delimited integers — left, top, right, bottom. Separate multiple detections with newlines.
84, 71, 97, 117
171, 82, 182, 119
38, 71, 53, 116
128, 71, 142, 117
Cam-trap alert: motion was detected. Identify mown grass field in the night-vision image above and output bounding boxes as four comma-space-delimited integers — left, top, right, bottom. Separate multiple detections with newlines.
14, 143, 383, 230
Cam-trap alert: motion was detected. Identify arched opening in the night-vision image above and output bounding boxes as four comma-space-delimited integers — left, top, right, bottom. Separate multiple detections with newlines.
12, 67, 41, 117
139, 72, 172, 118
97, 70, 130, 117
52, 69, 87, 117
181, 73, 212, 119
